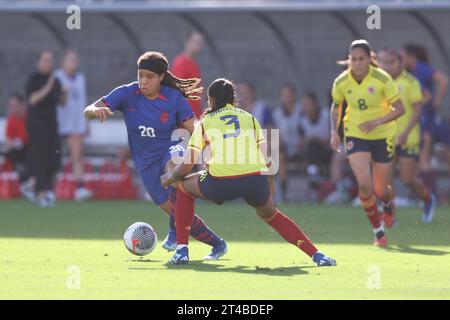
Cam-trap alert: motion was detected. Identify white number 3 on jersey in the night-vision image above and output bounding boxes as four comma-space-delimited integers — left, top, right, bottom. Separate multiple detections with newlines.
138, 125, 156, 138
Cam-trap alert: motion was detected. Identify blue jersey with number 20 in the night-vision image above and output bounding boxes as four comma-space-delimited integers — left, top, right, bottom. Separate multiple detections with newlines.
102, 82, 194, 170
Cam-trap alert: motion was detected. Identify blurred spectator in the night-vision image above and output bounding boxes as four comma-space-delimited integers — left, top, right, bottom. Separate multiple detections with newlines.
299, 92, 332, 200
171, 31, 204, 118
4, 93, 34, 187
25, 50, 62, 207
272, 83, 303, 199
56, 49, 92, 202
299, 91, 331, 168
238, 82, 274, 128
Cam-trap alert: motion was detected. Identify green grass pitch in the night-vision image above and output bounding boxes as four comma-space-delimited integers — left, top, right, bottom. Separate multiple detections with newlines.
0, 199, 449, 299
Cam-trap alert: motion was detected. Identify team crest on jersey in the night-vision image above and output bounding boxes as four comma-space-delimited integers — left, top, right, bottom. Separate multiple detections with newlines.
367, 86, 375, 94
346, 140, 354, 151
160, 112, 169, 123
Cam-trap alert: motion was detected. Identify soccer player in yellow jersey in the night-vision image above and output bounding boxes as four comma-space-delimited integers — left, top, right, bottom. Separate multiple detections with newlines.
330, 40, 405, 247
161, 78, 336, 266
378, 48, 436, 223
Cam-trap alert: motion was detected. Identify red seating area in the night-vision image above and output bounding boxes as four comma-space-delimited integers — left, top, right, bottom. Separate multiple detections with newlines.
0, 160, 139, 200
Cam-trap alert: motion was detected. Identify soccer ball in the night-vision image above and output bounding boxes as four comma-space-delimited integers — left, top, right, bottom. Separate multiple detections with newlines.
123, 222, 158, 256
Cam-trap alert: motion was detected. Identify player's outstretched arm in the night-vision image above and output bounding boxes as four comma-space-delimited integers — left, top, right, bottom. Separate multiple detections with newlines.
84, 99, 114, 123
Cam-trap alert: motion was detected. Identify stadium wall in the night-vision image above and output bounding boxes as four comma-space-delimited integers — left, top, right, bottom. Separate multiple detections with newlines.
1, 9, 450, 115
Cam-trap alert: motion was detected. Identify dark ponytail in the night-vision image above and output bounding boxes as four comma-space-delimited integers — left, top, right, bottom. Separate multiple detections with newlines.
137, 51, 202, 100
201, 78, 235, 119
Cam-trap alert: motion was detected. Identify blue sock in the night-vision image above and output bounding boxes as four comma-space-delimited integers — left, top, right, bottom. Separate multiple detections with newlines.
190, 215, 223, 247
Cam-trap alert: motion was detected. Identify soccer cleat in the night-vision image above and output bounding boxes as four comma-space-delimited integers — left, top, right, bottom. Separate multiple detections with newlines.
204, 240, 227, 260
422, 194, 437, 224
312, 252, 337, 267
161, 229, 177, 252
382, 203, 398, 228
374, 235, 388, 247
168, 246, 189, 265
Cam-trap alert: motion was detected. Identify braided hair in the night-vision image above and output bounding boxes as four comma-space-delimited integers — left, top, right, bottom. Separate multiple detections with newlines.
201, 78, 235, 119
137, 51, 202, 100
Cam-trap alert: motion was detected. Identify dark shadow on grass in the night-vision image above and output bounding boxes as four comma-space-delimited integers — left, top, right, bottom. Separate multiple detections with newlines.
385, 245, 450, 256
125, 258, 163, 263
127, 261, 314, 276
161, 261, 313, 276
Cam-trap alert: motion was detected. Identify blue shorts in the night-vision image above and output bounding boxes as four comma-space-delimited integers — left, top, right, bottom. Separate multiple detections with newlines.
421, 113, 450, 145
198, 171, 271, 207
139, 144, 185, 205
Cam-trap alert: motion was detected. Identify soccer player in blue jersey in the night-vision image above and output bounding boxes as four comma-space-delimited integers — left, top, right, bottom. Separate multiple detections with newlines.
84, 51, 227, 259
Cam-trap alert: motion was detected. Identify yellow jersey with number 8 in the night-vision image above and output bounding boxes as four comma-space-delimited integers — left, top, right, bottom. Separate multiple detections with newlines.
332, 65, 400, 140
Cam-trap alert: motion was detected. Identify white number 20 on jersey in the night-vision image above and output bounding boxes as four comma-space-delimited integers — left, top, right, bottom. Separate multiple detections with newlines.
138, 125, 156, 138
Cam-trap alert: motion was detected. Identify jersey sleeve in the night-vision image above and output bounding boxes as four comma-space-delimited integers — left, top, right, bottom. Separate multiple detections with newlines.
331, 78, 345, 105
384, 76, 401, 103
101, 85, 128, 112
187, 121, 205, 152
253, 116, 266, 145
176, 93, 195, 125
408, 78, 424, 104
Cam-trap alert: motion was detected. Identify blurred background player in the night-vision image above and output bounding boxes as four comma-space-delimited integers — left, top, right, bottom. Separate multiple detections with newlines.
4, 93, 34, 195
299, 91, 332, 201
330, 40, 405, 245
84, 51, 226, 258
171, 31, 205, 118
56, 49, 92, 202
378, 48, 436, 223
161, 78, 336, 267
401, 43, 450, 199
25, 50, 62, 207
272, 83, 303, 201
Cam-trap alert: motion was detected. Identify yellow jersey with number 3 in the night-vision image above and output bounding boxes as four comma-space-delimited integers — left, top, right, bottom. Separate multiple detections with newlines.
394, 71, 423, 146
332, 65, 401, 140
188, 104, 267, 177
